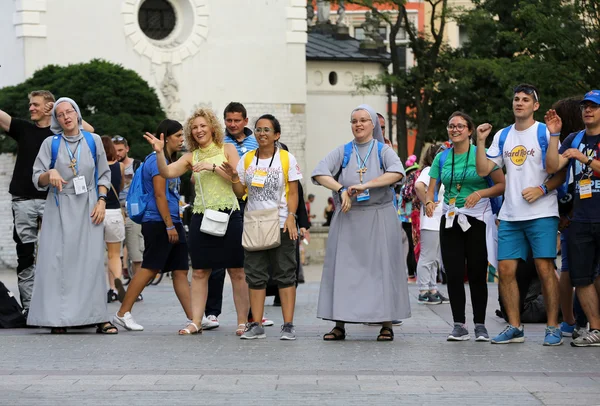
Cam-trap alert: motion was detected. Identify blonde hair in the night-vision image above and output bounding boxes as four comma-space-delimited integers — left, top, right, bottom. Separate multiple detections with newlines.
184, 108, 224, 151
28, 90, 55, 104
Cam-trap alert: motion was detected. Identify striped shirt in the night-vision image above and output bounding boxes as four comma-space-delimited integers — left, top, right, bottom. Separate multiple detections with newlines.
224, 128, 259, 158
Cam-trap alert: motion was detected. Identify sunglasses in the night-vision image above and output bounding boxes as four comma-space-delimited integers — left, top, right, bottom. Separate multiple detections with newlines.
112, 136, 125, 142
513, 85, 539, 102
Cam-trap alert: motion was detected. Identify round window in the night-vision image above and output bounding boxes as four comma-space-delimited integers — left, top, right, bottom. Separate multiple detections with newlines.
138, 0, 176, 40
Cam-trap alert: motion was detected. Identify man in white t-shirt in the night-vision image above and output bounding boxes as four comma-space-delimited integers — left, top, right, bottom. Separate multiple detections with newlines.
475, 84, 562, 346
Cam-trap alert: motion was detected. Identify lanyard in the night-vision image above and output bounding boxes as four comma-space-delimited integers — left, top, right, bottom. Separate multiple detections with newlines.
255, 147, 277, 168
65, 139, 82, 176
449, 146, 471, 197
354, 140, 375, 170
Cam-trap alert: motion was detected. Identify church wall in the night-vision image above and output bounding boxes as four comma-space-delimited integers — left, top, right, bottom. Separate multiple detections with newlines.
304, 60, 388, 223
0, 0, 26, 88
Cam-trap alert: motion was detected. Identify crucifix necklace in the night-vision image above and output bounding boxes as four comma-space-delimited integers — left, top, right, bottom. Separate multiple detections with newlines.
65, 139, 82, 177
354, 140, 375, 184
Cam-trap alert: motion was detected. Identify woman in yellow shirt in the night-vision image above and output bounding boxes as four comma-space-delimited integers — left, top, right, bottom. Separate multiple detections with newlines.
144, 108, 248, 335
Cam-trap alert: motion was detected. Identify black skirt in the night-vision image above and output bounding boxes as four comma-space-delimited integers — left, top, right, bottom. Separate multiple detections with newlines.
188, 210, 244, 270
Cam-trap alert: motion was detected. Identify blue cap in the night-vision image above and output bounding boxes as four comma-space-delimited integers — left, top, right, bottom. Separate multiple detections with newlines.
581, 90, 600, 105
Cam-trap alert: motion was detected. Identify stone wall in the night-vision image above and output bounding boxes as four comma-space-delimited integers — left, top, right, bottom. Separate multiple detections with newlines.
0, 153, 17, 269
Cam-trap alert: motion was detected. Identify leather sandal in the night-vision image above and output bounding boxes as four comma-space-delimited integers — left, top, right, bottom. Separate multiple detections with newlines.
236, 324, 247, 336
179, 322, 201, 335
323, 326, 346, 341
377, 326, 394, 341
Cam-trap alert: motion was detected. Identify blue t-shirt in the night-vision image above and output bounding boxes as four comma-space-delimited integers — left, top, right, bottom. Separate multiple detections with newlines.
559, 131, 600, 222
224, 129, 258, 157
142, 153, 181, 223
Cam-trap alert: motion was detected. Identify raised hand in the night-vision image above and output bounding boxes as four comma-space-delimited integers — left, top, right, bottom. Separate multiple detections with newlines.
220, 161, 237, 179
544, 109, 562, 135
43, 102, 54, 116
476, 123, 493, 143
143, 132, 164, 153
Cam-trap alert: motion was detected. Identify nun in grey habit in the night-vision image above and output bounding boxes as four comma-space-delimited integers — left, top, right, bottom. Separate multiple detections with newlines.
311, 104, 411, 341
28, 97, 117, 334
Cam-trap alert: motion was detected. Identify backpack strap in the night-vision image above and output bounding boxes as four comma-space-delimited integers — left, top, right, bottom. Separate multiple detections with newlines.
434, 148, 451, 201
377, 141, 384, 170
280, 149, 290, 202
565, 130, 587, 187
486, 125, 512, 159
49, 135, 61, 206
333, 141, 354, 181
536, 122, 548, 170
81, 131, 98, 193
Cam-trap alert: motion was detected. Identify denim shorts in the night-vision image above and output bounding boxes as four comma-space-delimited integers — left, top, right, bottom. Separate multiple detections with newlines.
498, 217, 559, 261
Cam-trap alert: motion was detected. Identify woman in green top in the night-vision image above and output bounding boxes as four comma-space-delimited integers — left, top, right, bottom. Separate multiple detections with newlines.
426, 111, 505, 342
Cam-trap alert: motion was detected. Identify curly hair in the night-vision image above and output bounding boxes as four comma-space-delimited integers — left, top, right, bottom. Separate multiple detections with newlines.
184, 108, 224, 151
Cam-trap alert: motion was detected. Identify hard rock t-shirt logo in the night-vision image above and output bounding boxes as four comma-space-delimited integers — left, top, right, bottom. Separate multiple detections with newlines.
505, 145, 535, 166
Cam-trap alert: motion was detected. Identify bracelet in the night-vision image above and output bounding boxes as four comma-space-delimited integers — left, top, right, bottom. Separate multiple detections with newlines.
98, 194, 107, 202
425, 201, 434, 206
288, 213, 297, 220
231, 178, 240, 184
166, 225, 175, 230
539, 184, 548, 195
337, 187, 346, 194
475, 191, 482, 199
550, 133, 561, 137
212, 163, 216, 172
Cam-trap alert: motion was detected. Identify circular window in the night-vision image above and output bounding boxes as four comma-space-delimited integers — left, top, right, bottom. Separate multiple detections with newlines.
329, 71, 338, 86
138, 0, 176, 40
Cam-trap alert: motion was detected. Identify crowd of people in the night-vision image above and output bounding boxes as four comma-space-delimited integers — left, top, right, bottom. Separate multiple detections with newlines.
1, 84, 599, 347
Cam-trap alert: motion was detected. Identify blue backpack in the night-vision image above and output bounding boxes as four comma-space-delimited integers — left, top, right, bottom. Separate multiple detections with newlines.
49, 131, 97, 206
126, 153, 154, 224
436, 146, 503, 215
559, 130, 586, 201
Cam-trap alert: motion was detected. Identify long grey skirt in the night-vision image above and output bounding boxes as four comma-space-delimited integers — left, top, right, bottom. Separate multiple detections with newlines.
317, 202, 411, 323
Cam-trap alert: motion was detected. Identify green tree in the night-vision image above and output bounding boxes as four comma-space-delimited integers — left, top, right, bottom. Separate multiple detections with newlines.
431, 0, 595, 142
0, 59, 165, 158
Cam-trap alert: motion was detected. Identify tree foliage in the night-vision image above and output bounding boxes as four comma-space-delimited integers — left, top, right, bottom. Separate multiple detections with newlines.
431, 0, 597, 143
0, 59, 165, 159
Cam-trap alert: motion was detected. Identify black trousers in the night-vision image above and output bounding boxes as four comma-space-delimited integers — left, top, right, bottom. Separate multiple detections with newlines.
440, 215, 488, 325
402, 222, 417, 276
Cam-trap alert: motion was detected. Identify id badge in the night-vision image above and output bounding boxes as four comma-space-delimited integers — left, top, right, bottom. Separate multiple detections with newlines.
73, 175, 87, 195
357, 189, 370, 202
251, 169, 267, 188
579, 179, 592, 199
445, 198, 456, 228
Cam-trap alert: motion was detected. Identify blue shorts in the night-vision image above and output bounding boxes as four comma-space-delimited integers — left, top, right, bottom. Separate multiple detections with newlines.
498, 217, 559, 261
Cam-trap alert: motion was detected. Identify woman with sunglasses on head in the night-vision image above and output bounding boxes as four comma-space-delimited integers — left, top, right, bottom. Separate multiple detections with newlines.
426, 111, 505, 342
143, 109, 249, 336
221, 114, 302, 340
312, 104, 409, 342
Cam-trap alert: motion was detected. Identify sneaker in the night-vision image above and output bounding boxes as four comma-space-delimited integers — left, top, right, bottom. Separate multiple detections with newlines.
202, 315, 219, 330
572, 326, 588, 340
262, 318, 274, 327
418, 292, 442, 305
280, 323, 296, 340
240, 322, 266, 339
474, 324, 490, 342
113, 312, 144, 331
543, 326, 563, 346
491, 325, 525, 344
432, 291, 450, 304
447, 324, 470, 341
571, 329, 600, 347
560, 321, 576, 337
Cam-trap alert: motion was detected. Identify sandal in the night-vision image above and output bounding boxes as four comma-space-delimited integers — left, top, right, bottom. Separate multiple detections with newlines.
50, 327, 67, 334
323, 326, 346, 341
377, 326, 394, 342
236, 324, 247, 336
96, 322, 118, 334
179, 322, 201, 335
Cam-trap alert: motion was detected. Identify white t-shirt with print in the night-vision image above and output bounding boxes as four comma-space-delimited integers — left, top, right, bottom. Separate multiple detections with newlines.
237, 149, 303, 228
486, 121, 558, 221
416, 166, 445, 231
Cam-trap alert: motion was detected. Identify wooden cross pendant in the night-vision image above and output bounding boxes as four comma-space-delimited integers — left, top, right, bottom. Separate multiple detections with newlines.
68, 158, 77, 176
456, 184, 462, 192
357, 167, 367, 183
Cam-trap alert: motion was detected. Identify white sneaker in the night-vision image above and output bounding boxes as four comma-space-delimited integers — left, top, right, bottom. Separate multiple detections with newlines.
202, 315, 219, 330
113, 312, 144, 331
262, 318, 274, 327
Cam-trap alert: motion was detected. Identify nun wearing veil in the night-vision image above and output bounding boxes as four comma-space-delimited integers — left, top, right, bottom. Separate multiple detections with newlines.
312, 104, 411, 341
28, 97, 117, 334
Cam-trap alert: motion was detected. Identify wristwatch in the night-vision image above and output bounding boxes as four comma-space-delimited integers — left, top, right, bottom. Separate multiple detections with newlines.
98, 194, 107, 202
337, 186, 346, 195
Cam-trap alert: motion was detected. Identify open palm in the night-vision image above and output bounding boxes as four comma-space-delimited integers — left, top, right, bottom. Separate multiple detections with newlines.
143, 132, 164, 153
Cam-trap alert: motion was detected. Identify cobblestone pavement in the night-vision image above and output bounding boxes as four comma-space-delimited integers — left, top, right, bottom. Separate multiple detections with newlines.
1, 267, 599, 405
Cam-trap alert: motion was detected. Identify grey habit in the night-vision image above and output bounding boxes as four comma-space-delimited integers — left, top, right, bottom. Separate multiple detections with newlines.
312, 105, 411, 323
27, 98, 111, 327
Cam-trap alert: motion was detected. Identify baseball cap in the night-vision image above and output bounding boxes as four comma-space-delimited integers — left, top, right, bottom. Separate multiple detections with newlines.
581, 90, 600, 105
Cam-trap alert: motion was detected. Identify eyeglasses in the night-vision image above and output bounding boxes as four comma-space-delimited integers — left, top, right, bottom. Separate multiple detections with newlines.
513, 85, 539, 102
112, 136, 125, 142
254, 127, 273, 134
447, 124, 468, 131
381, 126, 386, 131
56, 110, 77, 120
350, 118, 372, 125
580, 103, 600, 112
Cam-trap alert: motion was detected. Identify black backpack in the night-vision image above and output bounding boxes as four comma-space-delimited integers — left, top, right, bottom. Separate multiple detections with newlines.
0, 281, 27, 328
